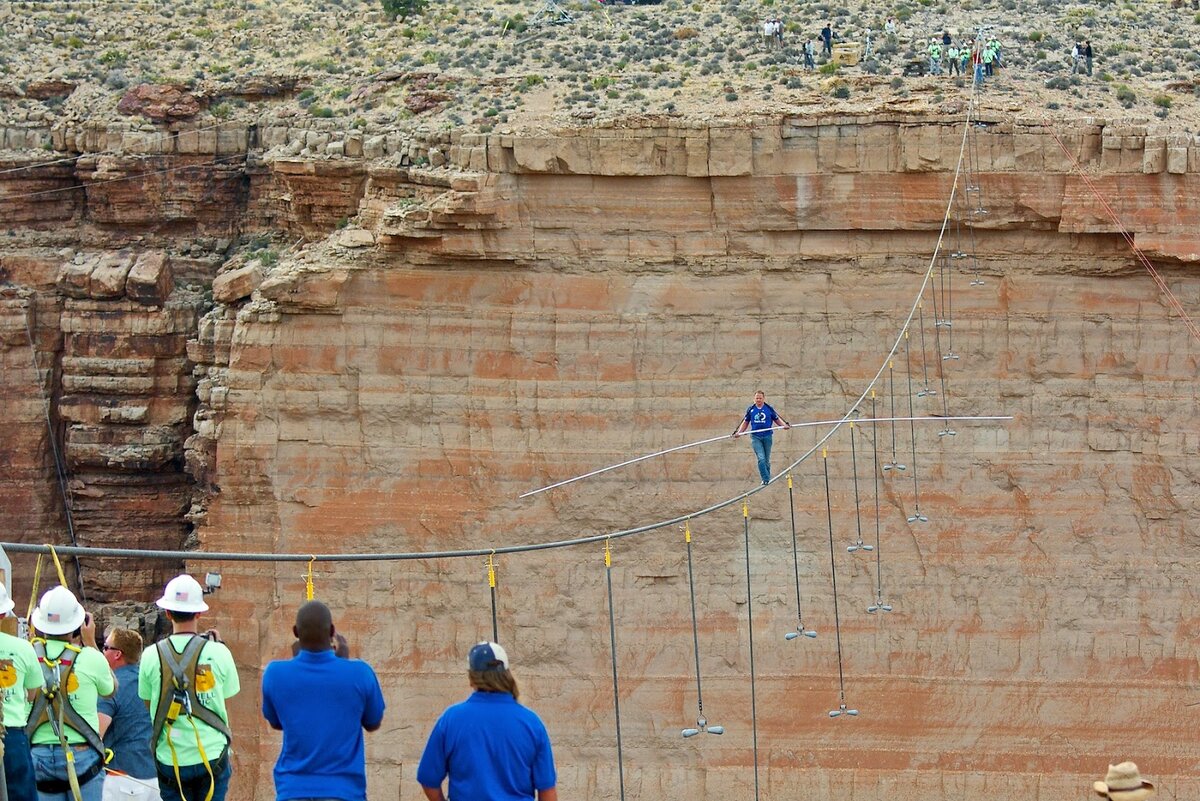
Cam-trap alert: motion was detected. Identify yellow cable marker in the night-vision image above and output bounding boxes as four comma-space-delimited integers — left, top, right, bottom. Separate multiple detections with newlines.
47, 544, 68, 587
604, 539, 612, 569
787, 473, 793, 489
871, 388, 876, 400
305, 556, 316, 601
487, 551, 497, 589
822, 447, 828, 459
684, 521, 691, 544
742, 501, 748, 519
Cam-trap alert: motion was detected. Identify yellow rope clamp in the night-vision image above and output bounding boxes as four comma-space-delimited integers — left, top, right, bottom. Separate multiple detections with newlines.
487, 551, 497, 590
743, 501, 749, 519
604, 539, 612, 569
787, 473, 793, 489
683, 522, 691, 544
304, 556, 316, 601
823, 447, 828, 459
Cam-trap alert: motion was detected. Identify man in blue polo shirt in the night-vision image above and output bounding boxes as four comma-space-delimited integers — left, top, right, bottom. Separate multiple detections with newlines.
261, 601, 385, 801
417, 642, 557, 801
732, 390, 791, 484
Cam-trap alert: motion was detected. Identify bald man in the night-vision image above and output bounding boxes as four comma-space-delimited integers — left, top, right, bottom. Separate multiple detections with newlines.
261, 602, 385, 801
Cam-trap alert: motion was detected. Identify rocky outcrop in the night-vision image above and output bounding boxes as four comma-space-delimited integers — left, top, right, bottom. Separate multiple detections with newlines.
116, 84, 204, 121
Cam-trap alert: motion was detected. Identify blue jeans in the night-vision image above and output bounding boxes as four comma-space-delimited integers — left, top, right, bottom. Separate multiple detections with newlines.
751, 436, 772, 483
31, 744, 104, 801
6, 729, 38, 801
973, 63, 984, 85
156, 752, 230, 801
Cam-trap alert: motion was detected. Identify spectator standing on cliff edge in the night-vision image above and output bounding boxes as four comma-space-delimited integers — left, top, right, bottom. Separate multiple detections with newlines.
820, 22, 833, 56
418, 642, 557, 801
139, 575, 239, 801
732, 390, 791, 485
263, 601, 385, 801
99, 628, 160, 801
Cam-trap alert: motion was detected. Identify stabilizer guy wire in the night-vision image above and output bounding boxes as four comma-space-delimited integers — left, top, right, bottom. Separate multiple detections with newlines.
1043, 123, 1200, 343
916, 301, 936, 398
904, 330, 929, 524
882, 361, 906, 472
680, 522, 722, 738
784, 473, 817, 641
867, 394, 892, 614
822, 449, 857, 719
846, 421, 873, 554
603, 539, 627, 801
487, 551, 499, 643
5, 90, 990, 568
929, 283, 957, 437
742, 501, 761, 801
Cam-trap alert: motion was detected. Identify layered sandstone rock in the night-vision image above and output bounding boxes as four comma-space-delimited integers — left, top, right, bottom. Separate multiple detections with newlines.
4, 112, 1200, 801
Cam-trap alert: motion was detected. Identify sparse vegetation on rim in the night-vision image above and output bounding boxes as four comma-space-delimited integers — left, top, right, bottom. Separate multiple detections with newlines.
0, 0, 1198, 137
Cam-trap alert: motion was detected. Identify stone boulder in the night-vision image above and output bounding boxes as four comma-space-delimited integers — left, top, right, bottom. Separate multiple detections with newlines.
24, 79, 76, 99
88, 253, 133, 298
212, 261, 264, 304
116, 84, 203, 121
126, 251, 173, 306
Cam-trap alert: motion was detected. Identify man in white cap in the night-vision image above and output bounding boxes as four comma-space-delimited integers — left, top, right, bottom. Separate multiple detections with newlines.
0, 582, 45, 801
27, 585, 115, 801
417, 642, 557, 801
137, 575, 239, 801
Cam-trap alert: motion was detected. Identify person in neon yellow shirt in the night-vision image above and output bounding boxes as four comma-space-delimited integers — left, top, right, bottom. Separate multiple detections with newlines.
0, 581, 45, 801
27, 586, 115, 801
138, 575, 239, 801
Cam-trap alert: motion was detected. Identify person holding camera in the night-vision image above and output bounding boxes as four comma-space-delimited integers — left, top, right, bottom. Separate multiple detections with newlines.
137, 575, 240, 801
27, 586, 115, 801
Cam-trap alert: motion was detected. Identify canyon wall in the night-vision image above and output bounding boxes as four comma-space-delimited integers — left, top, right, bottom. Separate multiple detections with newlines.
2, 111, 1200, 800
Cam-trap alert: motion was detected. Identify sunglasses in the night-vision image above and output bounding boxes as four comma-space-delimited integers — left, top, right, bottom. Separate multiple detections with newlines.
102, 645, 121, 652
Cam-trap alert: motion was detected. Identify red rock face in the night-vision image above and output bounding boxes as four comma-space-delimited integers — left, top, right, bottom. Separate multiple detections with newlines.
4, 115, 1200, 801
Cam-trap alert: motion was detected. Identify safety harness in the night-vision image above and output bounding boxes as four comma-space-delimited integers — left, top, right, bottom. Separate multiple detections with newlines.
150, 635, 231, 801
25, 640, 108, 799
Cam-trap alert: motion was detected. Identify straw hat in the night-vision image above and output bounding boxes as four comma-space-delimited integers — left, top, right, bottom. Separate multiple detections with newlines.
1093, 762, 1155, 801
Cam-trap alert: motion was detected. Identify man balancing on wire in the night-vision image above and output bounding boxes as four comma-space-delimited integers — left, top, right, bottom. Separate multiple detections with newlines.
732, 390, 791, 484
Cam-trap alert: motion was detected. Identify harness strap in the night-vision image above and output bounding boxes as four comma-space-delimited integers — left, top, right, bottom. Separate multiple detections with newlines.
25, 642, 106, 757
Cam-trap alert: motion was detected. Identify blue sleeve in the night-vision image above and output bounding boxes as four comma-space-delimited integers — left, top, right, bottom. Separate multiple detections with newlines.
97, 691, 116, 718
360, 664, 385, 728
416, 716, 448, 789
770, 405, 781, 423
531, 720, 557, 791
743, 406, 752, 422
260, 664, 280, 729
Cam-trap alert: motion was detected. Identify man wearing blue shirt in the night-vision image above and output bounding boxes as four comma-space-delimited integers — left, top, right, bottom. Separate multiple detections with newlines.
98, 628, 160, 801
417, 642, 557, 801
261, 602, 385, 801
732, 390, 791, 484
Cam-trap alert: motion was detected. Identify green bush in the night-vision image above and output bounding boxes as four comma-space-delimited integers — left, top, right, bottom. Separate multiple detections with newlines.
1153, 94, 1172, 109
1028, 31, 1043, 42
381, 0, 426, 19
818, 62, 838, 75
832, 84, 850, 99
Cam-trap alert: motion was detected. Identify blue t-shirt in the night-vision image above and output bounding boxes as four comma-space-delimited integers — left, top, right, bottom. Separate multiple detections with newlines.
417, 691, 556, 801
261, 650, 386, 801
97, 663, 157, 779
744, 403, 780, 439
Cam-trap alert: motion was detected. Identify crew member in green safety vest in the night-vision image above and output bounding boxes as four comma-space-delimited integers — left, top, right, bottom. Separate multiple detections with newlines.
928, 40, 942, 74
0, 581, 46, 801
27, 585, 115, 801
138, 575, 239, 801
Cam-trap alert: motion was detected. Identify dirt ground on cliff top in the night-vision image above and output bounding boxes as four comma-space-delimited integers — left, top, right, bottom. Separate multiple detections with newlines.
1, 0, 1199, 135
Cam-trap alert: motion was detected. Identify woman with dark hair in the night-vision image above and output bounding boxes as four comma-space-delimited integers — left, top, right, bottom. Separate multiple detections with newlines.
417, 643, 557, 801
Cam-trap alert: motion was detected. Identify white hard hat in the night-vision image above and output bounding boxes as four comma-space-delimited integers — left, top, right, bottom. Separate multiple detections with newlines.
32, 586, 86, 635
0, 582, 14, 616
156, 574, 210, 613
